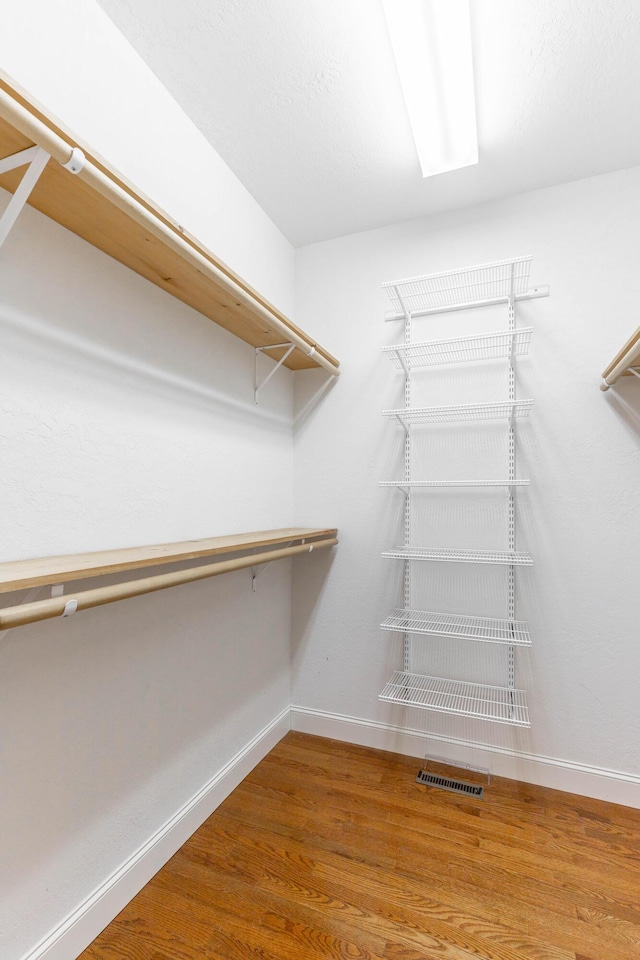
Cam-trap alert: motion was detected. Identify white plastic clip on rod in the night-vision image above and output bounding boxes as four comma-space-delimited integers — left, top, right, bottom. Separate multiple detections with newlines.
62, 599, 78, 617
61, 147, 86, 175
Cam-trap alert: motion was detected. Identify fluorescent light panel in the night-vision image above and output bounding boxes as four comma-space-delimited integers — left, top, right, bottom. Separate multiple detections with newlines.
382, 0, 478, 178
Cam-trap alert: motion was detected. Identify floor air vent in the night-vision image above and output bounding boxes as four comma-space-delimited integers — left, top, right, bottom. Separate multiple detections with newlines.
416, 769, 484, 797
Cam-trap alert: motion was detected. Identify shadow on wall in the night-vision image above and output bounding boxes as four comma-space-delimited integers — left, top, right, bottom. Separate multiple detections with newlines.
0, 185, 293, 425
602, 378, 640, 436
290, 546, 338, 660
0, 554, 294, 927
293, 367, 339, 431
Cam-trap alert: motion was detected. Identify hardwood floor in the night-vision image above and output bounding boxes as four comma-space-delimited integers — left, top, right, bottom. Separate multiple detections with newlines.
78, 732, 640, 960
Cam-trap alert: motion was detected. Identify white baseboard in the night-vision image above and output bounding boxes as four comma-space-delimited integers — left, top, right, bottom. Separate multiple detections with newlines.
21, 708, 291, 960
291, 705, 640, 808
20, 704, 640, 960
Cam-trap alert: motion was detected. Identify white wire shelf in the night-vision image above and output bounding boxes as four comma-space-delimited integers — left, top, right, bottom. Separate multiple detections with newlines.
383, 256, 533, 318
383, 328, 533, 370
380, 608, 532, 646
382, 400, 533, 426
379, 671, 530, 726
380, 479, 530, 489
382, 546, 533, 565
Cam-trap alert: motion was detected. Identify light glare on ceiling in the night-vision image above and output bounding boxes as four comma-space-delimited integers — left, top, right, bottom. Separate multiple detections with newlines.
382, 0, 478, 178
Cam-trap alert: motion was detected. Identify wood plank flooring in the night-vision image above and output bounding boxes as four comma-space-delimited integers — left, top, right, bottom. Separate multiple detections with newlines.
78, 732, 640, 960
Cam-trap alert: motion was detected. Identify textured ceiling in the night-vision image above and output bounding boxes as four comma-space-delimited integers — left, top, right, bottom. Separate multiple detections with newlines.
95, 0, 640, 247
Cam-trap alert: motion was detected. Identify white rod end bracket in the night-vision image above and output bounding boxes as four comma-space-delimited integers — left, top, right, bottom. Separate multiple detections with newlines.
62, 599, 78, 617
61, 147, 86, 175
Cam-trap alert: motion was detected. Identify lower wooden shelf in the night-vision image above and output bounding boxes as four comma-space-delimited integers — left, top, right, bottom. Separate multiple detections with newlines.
0, 527, 338, 631
0, 527, 337, 593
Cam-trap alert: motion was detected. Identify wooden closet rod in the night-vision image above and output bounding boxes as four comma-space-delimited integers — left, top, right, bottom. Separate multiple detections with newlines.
0, 538, 337, 630
0, 86, 340, 379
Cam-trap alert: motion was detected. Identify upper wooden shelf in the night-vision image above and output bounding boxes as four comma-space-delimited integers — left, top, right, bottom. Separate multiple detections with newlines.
601, 325, 640, 390
0, 72, 339, 376
0, 527, 337, 593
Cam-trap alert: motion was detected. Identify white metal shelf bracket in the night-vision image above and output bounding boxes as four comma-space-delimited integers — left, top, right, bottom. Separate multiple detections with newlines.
251, 541, 295, 591
0, 146, 52, 251
254, 342, 295, 404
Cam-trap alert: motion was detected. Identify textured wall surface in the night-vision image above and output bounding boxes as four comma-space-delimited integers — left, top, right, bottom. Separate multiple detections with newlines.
0, 3, 302, 958
0, 185, 296, 960
293, 165, 640, 786
0, 0, 296, 316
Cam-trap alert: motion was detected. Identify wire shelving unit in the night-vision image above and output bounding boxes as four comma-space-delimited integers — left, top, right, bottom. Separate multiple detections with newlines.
378, 255, 548, 728
382, 546, 533, 565
383, 328, 533, 370
382, 255, 547, 320
380, 480, 530, 490
382, 400, 533, 427
379, 672, 530, 726
380, 609, 532, 646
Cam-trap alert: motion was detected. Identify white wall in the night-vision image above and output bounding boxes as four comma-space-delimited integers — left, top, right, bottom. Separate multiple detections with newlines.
0, 0, 295, 316
0, 3, 305, 959
292, 165, 640, 804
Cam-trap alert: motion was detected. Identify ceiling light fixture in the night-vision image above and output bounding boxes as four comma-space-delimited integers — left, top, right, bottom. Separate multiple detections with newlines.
382, 0, 478, 179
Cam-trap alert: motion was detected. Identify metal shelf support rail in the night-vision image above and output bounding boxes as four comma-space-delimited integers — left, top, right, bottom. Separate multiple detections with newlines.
394, 283, 414, 676
507, 264, 517, 707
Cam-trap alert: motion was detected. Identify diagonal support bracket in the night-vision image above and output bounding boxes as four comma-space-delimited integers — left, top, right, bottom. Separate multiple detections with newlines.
252, 541, 295, 591
254, 342, 295, 404
0, 145, 52, 251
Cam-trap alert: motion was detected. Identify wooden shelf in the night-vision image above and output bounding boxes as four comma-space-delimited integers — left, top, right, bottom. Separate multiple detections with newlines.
0, 527, 337, 593
0, 72, 339, 375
